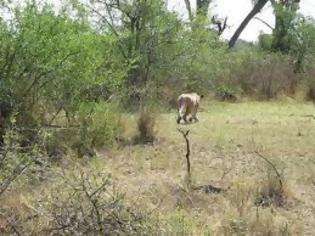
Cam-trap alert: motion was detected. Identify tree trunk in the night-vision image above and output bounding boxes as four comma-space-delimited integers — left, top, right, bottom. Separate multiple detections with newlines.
183, 0, 193, 22
196, 0, 211, 17
183, 0, 211, 21
228, 0, 268, 48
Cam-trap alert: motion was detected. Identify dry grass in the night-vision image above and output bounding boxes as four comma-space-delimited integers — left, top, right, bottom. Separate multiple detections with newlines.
134, 109, 156, 144
2, 101, 315, 235
103, 101, 315, 234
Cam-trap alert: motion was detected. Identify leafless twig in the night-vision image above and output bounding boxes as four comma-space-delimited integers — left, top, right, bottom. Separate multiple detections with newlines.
254, 151, 283, 190
177, 128, 191, 186
254, 17, 274, 30
0, 160, 31, 195
211, 16, 228, 35
0, 213, 22, 236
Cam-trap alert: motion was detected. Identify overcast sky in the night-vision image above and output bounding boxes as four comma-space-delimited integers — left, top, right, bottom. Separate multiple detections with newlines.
2, 0, 315, 42
167, 0, 315, 42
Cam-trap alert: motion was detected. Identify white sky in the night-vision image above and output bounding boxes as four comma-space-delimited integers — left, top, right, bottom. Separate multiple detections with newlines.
2, 0, 315, 42
167, 0, 315, 42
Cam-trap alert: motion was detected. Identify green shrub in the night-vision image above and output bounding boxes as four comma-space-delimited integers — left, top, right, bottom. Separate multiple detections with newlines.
77, 102, 124, 148
219, 180, 301, 235
0, 169, 167, 235
216, 50, 299, 100
0, 123, 45, 195
46, 171, 150, 235
40, 102, 124, 159
215, 86, 238, 102
303, 66, 315, 103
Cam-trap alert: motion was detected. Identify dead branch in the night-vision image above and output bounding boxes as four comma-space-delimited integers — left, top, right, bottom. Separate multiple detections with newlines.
254, 151, 283, 190
211, 16, 228, 36
183, 0, 193, 22
81, 173, 104, 233
0, 213, 22, 236
177, 128, 191, 185
0, 148, 9, 168
229, 0, 269, 48
192, 184, 225, 194
254, 17, 274, 30
0, 160, 31, 195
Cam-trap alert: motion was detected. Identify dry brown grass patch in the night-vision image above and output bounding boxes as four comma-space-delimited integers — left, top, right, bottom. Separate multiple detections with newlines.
134, 109, 157, 144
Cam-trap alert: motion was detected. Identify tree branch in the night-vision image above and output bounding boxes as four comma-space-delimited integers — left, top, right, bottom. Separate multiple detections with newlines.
0, 160, 31, 196
229, 0, 268, 48
177, 128, 191, 185
254, 16, 274, 30
183, 0, 193, 22
211, 16, 228, 36
84, 3, 128, 59
254, 151, 283, 190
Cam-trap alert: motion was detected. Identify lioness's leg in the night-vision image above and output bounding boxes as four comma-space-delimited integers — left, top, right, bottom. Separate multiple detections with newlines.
183, 114, 188, 123
191, 106, 199, 122
177, 104, 186, 124
177, 115, 181, 124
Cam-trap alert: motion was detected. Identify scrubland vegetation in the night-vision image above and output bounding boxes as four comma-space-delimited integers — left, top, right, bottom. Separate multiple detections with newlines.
1, 0, 315, 235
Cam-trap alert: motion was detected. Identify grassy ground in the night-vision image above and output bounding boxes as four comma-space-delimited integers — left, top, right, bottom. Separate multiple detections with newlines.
2, 101, 315, 235
98, 101, 315, 235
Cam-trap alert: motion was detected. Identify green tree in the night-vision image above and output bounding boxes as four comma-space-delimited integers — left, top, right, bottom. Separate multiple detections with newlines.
0, 3, 118, 140
81, 0, 184, 106
289, 17, 315, 72
270, 0, 300, 53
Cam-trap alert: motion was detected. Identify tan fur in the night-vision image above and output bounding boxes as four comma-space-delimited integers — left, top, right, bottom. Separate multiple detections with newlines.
177, 93, 202, 124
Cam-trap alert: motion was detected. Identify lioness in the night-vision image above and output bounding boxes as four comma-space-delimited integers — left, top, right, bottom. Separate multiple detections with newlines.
177, 93, 203, 124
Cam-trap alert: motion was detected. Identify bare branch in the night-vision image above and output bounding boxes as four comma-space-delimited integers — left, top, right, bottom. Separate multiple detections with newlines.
229, 0, 269, 48
177, 128, 191, 185
254, 151, 283, 190
0, 160, 31, 195
0, 213, 22, 236
211, 16, 228, 36
84, 3, 128, 59
183, 0, 193, 22
196, 0, 211, 16
81, 173, 104, 232
254, 16, 274, 30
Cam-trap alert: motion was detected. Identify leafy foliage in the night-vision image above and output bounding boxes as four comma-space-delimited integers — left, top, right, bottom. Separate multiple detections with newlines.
0, 2, 315, 233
